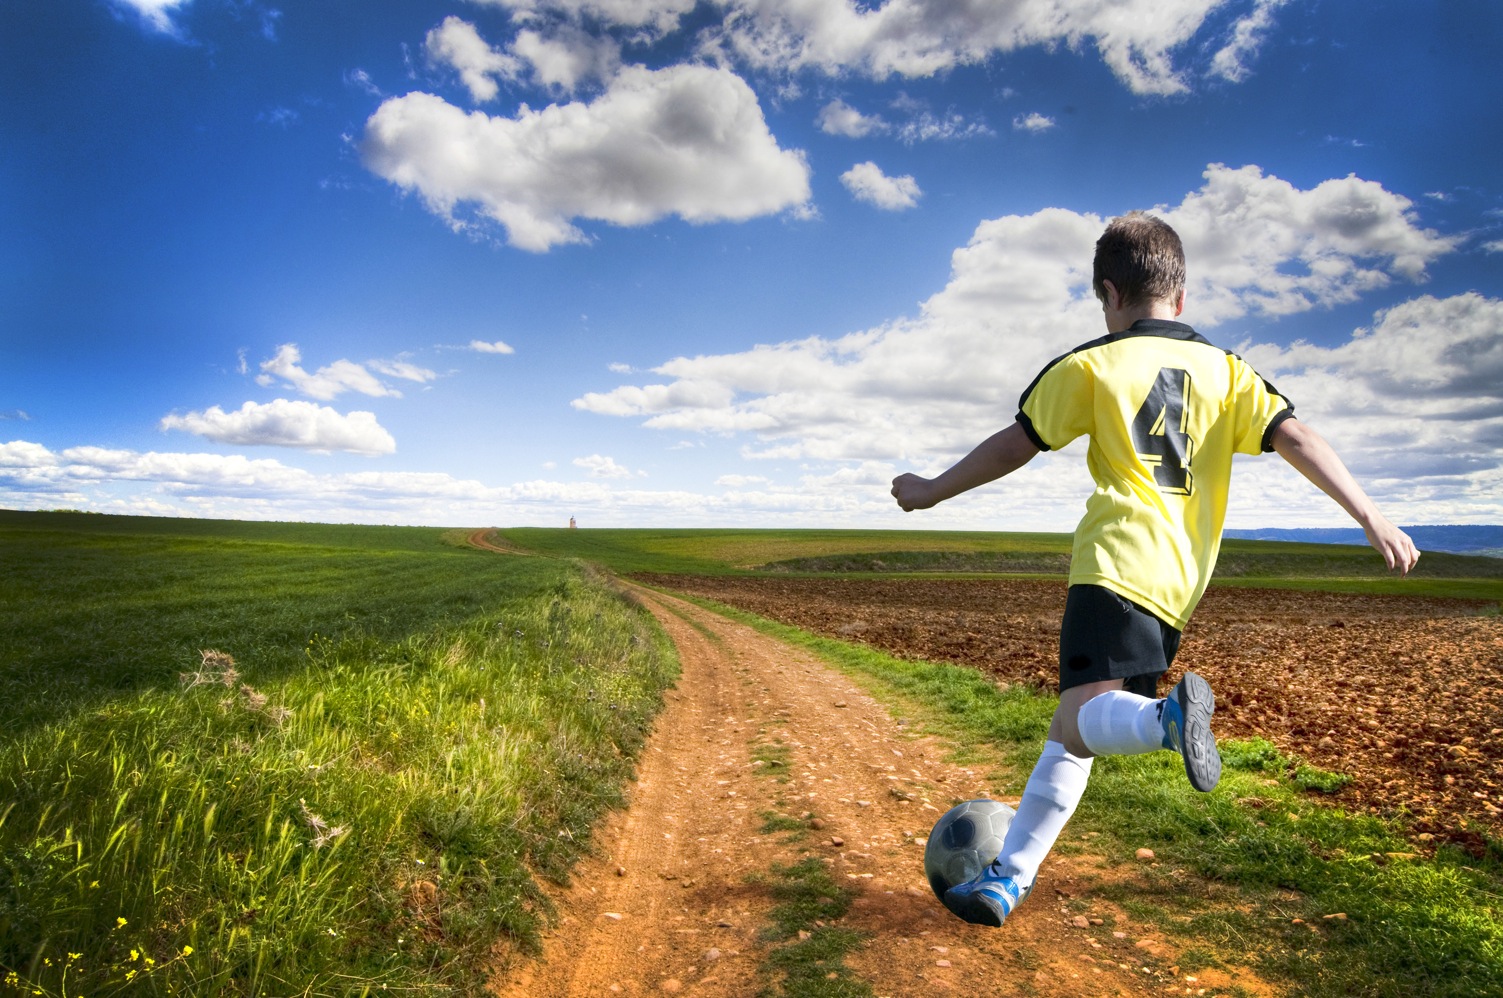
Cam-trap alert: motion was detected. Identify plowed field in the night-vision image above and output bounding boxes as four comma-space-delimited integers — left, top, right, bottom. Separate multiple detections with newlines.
636, 575, 1503, 852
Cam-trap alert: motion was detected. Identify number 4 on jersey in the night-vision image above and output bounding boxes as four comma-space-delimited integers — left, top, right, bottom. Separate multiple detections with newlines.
1132, 367, 1194, 496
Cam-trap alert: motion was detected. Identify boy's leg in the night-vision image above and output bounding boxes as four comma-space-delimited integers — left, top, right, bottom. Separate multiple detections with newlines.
1075, 675, 1222, 791
942, 680, 1116, 927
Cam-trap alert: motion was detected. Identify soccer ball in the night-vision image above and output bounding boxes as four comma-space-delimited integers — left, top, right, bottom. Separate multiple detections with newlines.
923, 798, 1016, 901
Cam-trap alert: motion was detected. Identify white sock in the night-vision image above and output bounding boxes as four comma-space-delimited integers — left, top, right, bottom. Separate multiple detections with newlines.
991, 740, 1093, 890
1077, 690, 1164, 756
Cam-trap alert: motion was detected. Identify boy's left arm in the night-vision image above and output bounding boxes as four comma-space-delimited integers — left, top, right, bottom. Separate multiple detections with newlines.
1270, 419, 1421, 574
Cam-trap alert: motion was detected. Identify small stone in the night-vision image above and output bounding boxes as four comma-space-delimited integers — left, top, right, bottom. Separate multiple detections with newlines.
1323, 912, 1348, 921
716, 920, 734, 928
704, 948, 722, 961
935, 960, 952, 968
798, 930, 811, 940
1089, 918, 1104, 926
616, 866, 627, 877
1113, 931, 1127, 939
810, 818, 826, 830
1135, 848, 1155, 861
834, 701, 848, 708
830, 836, 845, 847
1071, 915, 1090, 928
603, 912, 623, 921
1318, 736, 1336, 750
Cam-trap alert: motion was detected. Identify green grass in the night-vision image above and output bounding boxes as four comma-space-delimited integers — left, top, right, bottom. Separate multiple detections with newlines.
755, 858, 871, 998
0, 511, 678, 996
494, 526, 1503, 602
493, 527, 1075, 575
668, 592, 1503, 998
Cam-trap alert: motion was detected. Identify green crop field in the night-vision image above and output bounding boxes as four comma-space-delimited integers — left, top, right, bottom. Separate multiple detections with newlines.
0, 510, 677, 996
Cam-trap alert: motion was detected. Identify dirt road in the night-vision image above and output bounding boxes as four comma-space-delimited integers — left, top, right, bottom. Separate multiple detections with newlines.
490, 586, 1272, 997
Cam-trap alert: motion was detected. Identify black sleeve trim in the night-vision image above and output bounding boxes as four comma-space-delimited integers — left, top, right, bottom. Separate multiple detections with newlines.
1015, 411, 1052, 452
1261, 407, 1297, 453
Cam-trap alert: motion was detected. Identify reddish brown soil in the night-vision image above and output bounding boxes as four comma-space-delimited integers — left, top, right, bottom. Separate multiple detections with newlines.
636, 575, 1503, 851
491, 587, 1277, 997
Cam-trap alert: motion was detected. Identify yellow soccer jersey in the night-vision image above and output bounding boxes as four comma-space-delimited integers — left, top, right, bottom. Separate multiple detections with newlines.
1017, 319, 1294, 629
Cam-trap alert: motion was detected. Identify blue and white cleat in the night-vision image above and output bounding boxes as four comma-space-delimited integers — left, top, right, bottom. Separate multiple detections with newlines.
1161, 670, 1221, 792
942, 867, 1031, 927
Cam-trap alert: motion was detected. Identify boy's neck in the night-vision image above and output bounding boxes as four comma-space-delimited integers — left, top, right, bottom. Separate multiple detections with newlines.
1102, 289, 1186, 334
1106, 302, 1184, 333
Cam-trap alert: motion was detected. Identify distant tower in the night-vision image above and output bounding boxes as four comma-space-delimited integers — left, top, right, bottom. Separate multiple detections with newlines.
569, 516, 576, 529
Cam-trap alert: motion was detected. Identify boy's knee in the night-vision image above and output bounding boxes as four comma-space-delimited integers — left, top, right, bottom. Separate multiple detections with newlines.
1048, 702, 1098, 759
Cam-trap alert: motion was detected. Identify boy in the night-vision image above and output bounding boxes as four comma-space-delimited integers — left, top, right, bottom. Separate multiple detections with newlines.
890, 212, 1419, 928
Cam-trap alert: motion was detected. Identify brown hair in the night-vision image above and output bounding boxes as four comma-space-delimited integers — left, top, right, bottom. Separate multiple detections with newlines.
1092, 212, 1185, 309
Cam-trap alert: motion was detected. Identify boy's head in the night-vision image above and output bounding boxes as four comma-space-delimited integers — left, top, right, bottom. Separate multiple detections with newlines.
1092, 212, 1185, 310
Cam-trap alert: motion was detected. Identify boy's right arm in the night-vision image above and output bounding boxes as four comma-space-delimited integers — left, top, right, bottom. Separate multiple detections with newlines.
891, 421, 1040, 511
1271, 418, 1421, 574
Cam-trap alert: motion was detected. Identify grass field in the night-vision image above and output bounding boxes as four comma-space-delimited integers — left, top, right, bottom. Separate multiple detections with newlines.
492, 526, 1503, 601
4, 513, 1499, 996
0, 511, 677, 996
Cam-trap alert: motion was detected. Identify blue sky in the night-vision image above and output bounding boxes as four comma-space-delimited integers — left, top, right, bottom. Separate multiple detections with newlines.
3, 0, 1501, 530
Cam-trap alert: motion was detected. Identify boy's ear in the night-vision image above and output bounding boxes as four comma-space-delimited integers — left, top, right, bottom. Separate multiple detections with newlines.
1101, 279, 1122, 311
1173, 288, 1186, 316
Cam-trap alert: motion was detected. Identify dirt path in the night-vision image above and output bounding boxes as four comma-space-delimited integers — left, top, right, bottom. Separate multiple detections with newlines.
490, 587, 1274, 997
467, 528, 527, 554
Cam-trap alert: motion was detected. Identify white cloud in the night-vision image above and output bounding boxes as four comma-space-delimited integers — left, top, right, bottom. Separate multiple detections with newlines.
817, 99, 887, 138
512, 25, 622, 92
471, 339, 517, 354
572, 166, 1465, 503
425, 16, 521, 103
1012, 112, 1054, 133
608, 362, 633, 373
426, 17, 620, 99
1165, 165, 1459, 324
895, 109, 991, 144
840, 162, 921, 211
716, 473, 770, 487
1209, 0, 1289, 83
160, 400, 398, 456
346, 69, 385, 97
1483, 240, 1503, 254
112, 0, 191, 35
705, 0, 1257, 96
472, 0, 698, 36
573, 453, 640, 478
257, 344, 423, 401
369, 358, 438, 383
361, 64, 812, 252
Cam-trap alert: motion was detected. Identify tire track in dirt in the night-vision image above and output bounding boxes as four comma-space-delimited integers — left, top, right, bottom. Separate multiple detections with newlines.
467, 529, 528, 554
490, 586, 1277, 997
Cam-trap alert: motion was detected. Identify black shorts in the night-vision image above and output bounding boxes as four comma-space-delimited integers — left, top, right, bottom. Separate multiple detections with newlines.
1058, 584, 1182, 698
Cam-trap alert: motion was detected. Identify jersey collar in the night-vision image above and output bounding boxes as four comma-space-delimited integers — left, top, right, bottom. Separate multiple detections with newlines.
1113, 318, 1211, 345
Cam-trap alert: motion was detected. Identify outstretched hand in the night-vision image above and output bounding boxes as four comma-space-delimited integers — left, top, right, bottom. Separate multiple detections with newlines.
891, 473, 937, 512
1365, 514, 1421, 576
